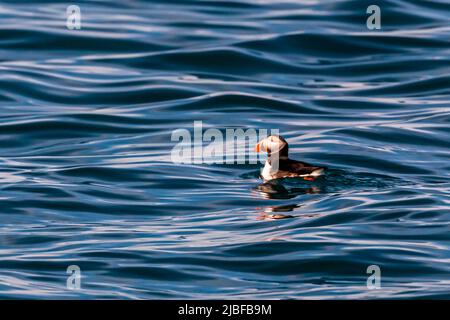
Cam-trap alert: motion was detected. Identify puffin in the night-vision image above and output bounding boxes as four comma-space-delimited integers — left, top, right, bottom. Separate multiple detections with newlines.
255, 135, 326, 181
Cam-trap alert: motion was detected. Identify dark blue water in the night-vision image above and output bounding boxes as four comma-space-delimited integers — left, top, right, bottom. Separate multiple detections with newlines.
0, 0, 449, 299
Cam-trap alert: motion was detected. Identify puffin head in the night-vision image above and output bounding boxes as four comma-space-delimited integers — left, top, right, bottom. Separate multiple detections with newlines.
255, 135, 289, 158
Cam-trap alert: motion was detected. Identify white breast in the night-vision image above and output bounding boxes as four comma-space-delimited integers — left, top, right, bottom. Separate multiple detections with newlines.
260, 160, 324, 181
261, 160, 274, 180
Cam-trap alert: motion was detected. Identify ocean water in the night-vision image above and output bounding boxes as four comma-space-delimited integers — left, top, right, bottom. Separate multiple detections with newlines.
0, 0, 449, 299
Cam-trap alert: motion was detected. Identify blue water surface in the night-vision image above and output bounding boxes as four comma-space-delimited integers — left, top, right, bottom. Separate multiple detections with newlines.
0, 0, 449, 299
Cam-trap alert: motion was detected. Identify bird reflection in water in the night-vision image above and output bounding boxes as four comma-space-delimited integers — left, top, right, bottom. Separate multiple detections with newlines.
253, 179, 323, 220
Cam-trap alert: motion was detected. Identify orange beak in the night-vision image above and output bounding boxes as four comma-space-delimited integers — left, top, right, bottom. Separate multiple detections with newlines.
255, 143, 260, 153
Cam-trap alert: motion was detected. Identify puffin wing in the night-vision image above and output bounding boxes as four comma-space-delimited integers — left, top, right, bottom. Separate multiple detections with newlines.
280, 159, 325, 176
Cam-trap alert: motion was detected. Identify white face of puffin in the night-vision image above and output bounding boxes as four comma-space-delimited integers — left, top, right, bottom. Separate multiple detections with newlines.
255, 135, 287, 180
254, 135, 287, 155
